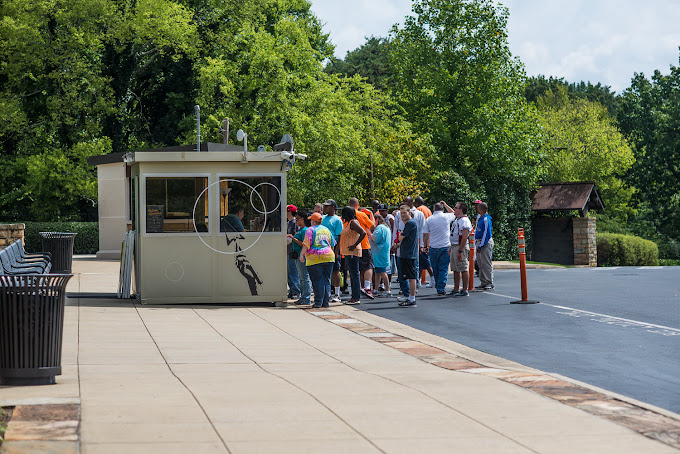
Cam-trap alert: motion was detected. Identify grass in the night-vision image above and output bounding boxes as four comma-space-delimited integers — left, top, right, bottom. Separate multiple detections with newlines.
0, 407, 12, 445
509, 260, 569, 267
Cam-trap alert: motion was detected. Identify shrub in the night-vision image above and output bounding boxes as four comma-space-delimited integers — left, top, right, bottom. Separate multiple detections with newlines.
597, 232, 659, 266
21, 222, 99, 255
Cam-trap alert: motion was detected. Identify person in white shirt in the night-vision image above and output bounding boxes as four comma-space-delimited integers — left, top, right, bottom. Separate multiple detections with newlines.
443, 202, 473, 297
422, 203, 457, 295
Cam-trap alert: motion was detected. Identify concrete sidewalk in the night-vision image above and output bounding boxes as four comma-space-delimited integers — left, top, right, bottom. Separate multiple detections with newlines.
0, 259, 678, 453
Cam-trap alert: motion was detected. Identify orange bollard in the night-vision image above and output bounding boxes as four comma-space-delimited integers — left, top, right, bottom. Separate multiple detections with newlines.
468, 226, 475, 291
511, 228, 539, 304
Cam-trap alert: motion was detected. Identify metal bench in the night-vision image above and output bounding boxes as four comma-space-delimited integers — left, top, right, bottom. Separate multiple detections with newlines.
0, 249, 49, 275
5, 241, 51, 273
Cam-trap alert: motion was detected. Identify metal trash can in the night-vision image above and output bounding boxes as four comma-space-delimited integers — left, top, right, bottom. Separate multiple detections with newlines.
40, 232, 77, 273
0, 274, 73, 385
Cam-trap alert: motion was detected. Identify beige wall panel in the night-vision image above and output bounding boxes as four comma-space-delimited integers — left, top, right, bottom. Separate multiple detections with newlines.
139, 236, 213, 301
215, 234, 287, 300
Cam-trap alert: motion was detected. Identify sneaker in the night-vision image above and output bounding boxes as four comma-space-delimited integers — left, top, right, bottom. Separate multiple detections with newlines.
453, 290, 469, 297
345, 299, 361, 305
483, 285, 495, 290
426, 281, 435, 288
361, 288, 375, 299
436, 291, 446, 296
447, 289, 460, 295
398, 300, 417, 307
396, 296, 409, 303
330, 295, 341, 303
378, 284, 386, 292
341, 288, 350, 295
475, 285, 486, 290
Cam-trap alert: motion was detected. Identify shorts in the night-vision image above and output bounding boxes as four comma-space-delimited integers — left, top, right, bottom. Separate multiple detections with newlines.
399, 257, 417, 280
450, 245, 470, 273
374, 266, 388, 274
359, 249, 374, 271
419, 251, 431, 271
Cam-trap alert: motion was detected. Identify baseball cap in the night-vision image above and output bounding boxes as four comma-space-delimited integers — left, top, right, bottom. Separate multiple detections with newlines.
472, 200, 483, 205
378, 203, 389, 211
322, 199, 337, 209
307, 212, 323, 222
286, 204, 297, 212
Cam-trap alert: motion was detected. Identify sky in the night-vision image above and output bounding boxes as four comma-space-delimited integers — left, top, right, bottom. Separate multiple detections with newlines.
309, 0, 680, 94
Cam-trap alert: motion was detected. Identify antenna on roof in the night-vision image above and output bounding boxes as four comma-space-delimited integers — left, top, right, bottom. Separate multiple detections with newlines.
194, 105, 201, 152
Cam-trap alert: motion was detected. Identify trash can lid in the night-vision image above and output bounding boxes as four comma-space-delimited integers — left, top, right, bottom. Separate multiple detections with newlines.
39, 232, 78, 238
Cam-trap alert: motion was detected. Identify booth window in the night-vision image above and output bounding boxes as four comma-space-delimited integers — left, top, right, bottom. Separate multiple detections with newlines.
145, 177, 209, 233
219, 176, 282, 233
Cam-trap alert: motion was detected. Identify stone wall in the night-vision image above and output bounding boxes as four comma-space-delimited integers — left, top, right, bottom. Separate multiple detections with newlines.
573, 217, 597, 267
0, 223, 26, 250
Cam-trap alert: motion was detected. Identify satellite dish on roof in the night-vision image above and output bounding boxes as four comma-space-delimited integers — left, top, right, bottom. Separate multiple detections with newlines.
274, 134, 294, 152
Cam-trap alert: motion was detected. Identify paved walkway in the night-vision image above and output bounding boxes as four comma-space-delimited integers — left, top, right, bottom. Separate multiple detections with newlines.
0, 258, 678, 453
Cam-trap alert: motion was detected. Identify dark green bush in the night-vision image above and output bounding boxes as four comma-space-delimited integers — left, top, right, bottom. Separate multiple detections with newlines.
21, 222, 99, 255
597, 232, 659, 266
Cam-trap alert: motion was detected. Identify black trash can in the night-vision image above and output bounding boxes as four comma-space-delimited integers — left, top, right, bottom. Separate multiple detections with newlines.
40, 232, 77, 273
0, 274, 73, 385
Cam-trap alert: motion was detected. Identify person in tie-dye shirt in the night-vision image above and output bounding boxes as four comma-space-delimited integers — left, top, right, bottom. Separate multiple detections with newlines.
300, 212, 336, 308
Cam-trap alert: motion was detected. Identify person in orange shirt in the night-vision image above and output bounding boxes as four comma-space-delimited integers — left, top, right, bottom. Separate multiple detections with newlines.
349, 197, 375, 299
414, 196, 432, 218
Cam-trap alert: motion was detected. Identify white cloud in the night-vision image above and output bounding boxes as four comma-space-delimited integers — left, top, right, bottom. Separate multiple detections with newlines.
310, 0, 680, 92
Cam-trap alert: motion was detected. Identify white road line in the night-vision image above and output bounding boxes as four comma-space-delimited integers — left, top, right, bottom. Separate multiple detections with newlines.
485, 291, 680, 336
637, 266, 663, 270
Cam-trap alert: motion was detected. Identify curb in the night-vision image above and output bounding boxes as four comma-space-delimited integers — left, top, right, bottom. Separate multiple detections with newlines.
304, 305, 680, 451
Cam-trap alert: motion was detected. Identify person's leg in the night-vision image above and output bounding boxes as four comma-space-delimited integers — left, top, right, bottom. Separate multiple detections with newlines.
380, 272, 390, 293
478, 244, 492, 287
453, 271, 461, 292
295, 260, 311, 304
321, 261, 334, 307
430, 247, 449, 293
331, 257, 341, 300
307, 264, 323, 307
348, 255, 361, 302
397, 257, 409, 295
287, 258, 300, 296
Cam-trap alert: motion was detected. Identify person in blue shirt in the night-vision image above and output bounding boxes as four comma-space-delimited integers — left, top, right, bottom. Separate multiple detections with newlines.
475, 202, 494, 290
372, 214, 392, 297
396, 205, 419, 307
322, 199, 344, 302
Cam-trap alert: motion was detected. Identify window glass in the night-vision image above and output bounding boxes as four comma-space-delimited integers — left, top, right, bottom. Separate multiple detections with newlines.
219, 177, 282, 233
145, 177, 208, 233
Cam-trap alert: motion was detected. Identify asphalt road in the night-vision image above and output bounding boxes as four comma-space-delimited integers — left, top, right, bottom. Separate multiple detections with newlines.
358, 266, 680, 414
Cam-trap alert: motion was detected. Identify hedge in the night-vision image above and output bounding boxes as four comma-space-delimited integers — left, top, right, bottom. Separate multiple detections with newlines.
597, 232, 659, 267
21, 222, 99, 255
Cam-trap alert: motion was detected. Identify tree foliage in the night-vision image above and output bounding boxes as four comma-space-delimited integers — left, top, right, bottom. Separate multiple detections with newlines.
535, 86, 635, 222
388, 0, 544, 259
618, 64, 680, 245
324, 36, 392, 89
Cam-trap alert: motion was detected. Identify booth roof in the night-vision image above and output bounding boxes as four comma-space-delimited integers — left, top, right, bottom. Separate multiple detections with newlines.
87, 143, 271, 166
531, 182, 605, 213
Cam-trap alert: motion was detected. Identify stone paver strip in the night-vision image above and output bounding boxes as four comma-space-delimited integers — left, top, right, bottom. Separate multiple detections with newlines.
307, 307, 680, 450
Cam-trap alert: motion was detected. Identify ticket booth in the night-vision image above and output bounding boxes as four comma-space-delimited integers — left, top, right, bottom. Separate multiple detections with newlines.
91, 143, 290, 304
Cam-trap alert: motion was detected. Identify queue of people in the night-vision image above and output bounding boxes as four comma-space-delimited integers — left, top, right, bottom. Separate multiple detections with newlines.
285, 197, 494, 308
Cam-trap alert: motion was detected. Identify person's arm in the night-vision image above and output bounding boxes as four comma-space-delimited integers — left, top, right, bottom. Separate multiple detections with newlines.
299, 244, 309, 262
423, 232, 430, 251
441, 201, 454, 213
458, 228, 470, 257
349, 219, 366, 251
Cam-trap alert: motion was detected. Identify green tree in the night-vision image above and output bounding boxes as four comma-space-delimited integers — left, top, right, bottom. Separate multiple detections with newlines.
618, 64, 680, 246
324, 36, 392, 89
0, 0, 197, 220
525, 76, 619, 117
389, 0, 544, 259
536, 86, 635, 223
